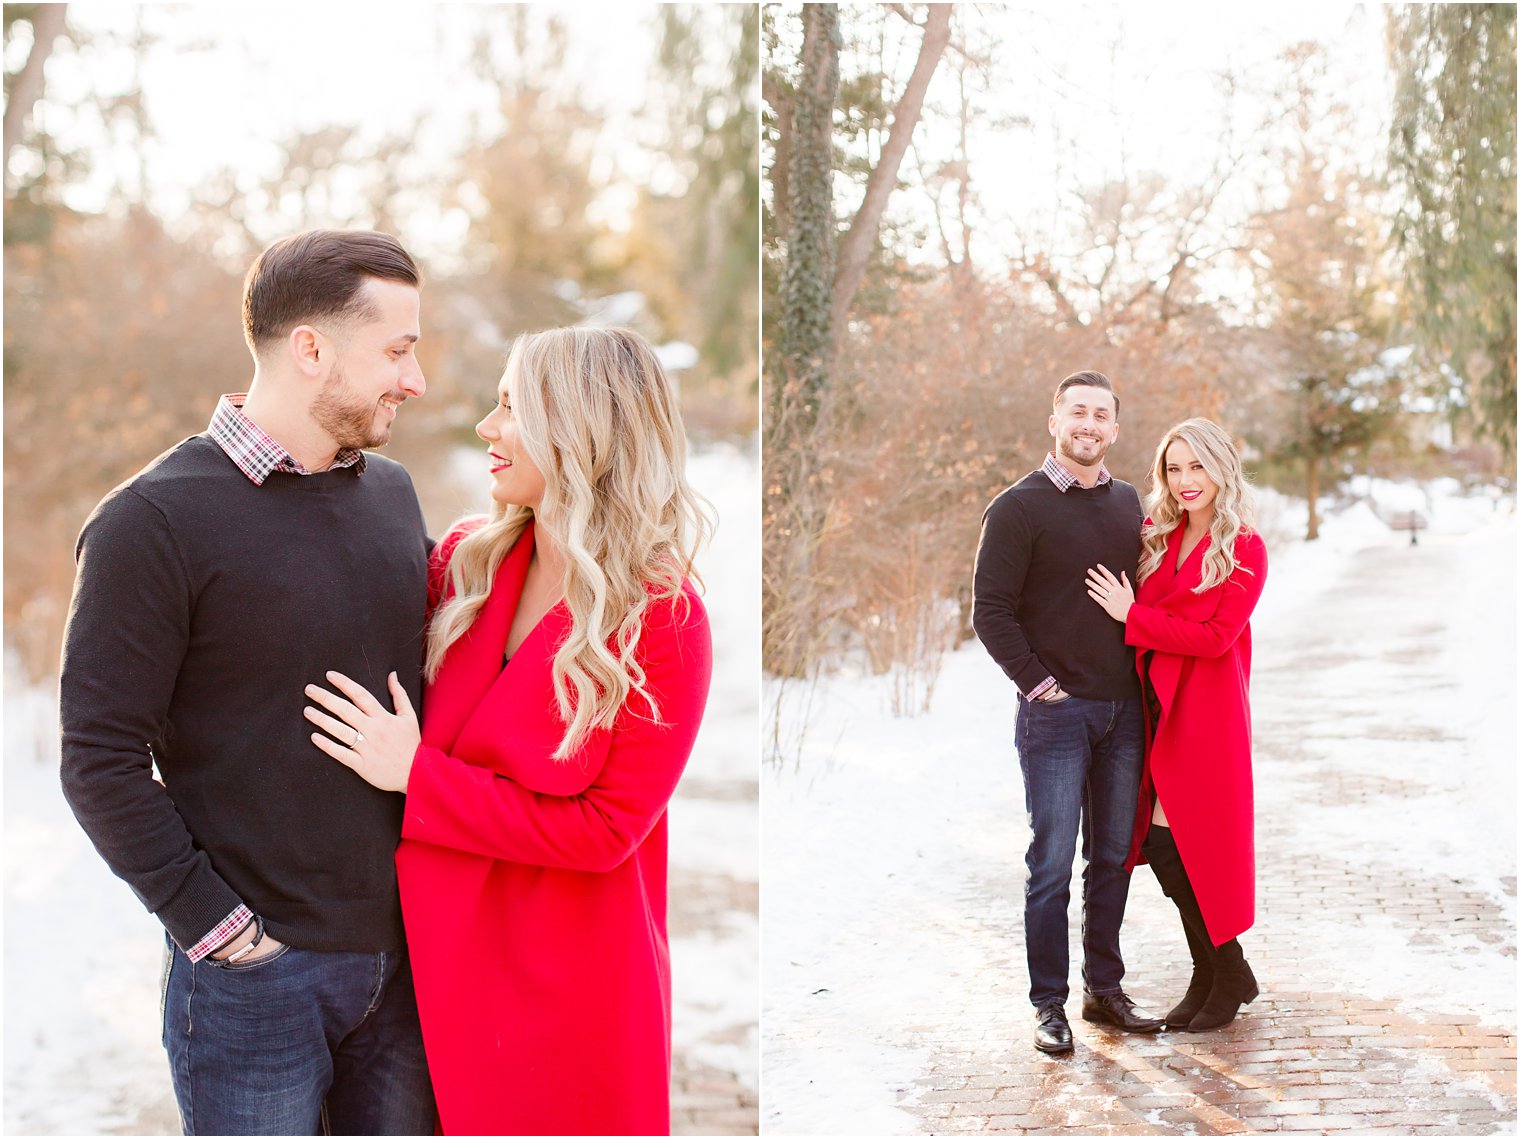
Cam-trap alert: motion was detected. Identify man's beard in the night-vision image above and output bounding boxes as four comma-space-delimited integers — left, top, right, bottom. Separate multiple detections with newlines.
312, 363, 390, 451
1058, 432, 1109, 468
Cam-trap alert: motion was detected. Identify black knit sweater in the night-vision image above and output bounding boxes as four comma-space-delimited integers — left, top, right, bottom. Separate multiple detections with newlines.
972, 470, 1143, 700
60, 435, 430, 953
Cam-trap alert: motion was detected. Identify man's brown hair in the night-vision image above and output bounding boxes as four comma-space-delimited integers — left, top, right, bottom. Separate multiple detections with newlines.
1052, 369, 1120, 418
242, 230, 420, 355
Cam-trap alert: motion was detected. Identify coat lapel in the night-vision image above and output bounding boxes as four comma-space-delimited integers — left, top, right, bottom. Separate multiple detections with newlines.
448, 597, 601, 793
421, 521, 536, 753
1137, 526, 1213, 721
1139, 525, 1212, 607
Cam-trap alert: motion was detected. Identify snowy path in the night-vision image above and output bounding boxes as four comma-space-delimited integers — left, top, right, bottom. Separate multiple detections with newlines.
763, 490, 1515, 1134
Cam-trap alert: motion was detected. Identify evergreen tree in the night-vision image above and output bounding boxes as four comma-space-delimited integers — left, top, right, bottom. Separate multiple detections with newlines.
1387, 4, 1517, 458
1252, 155, 1404, 540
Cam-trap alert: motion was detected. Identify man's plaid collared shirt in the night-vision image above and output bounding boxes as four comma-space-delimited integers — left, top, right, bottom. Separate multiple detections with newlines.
208, 393, 366, 485
1040, 450, 1112, 492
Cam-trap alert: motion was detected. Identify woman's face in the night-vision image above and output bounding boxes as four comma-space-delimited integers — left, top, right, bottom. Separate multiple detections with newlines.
476, 375, 547, 510
1164, 437, 1218, 519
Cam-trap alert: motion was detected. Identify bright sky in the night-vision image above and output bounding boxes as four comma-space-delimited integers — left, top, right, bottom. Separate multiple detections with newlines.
973, 4, 1390, 215
30, 4, 680, 249
785, 2, 1393, 289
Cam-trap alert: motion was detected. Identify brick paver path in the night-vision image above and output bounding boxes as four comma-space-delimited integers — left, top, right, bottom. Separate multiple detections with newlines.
764, 510, 1515, 1135
904, 522, 1516, 1134
676, 1049, 763, 1135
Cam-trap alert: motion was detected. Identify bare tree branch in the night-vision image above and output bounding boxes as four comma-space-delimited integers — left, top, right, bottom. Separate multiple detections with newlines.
831, 3, 951, 337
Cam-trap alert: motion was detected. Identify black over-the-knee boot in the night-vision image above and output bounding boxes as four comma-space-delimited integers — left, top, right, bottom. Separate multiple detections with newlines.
1141, 824, 1213, 1027
1141, 824, 1257, 1030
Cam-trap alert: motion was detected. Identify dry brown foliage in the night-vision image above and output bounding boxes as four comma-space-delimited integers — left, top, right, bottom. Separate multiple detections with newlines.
764, 272, 1243, 709
5, 209, 250, 679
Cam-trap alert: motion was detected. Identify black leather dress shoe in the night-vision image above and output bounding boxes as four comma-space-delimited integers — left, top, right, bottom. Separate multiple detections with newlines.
1080, 990, 1164, 1033
1033, 1003, 1073, 1053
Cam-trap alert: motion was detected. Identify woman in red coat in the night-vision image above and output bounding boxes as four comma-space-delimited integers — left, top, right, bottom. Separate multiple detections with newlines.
1086, 417, 1266, 1032
303, 327, 714, 1134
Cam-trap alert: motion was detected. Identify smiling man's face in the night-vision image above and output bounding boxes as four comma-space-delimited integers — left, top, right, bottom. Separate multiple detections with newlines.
309, 277, 424, 451
1048, 384, 1119, 470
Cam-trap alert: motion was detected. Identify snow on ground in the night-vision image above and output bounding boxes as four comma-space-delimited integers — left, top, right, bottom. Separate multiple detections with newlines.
1246, 482, 1516, 1022
761, 479, 1516, 1133
684, 440, 763, 788
1252, 478, 1516, 876
671, 439, 761, 1090
761, 648, 1029, 1133
3, 440, 759, 1134
4, 676, 174, 1136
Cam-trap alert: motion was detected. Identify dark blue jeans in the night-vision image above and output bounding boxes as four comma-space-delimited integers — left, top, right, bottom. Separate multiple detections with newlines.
1014, 693, 1144, 1009
161, 939, 436, 1136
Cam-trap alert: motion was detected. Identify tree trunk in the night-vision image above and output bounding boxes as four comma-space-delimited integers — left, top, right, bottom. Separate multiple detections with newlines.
4, 4, 68, 178
765, 4, 841, 679
762, 71, 793, 245
1305, 452, 1321, 541
775, 2, 840, 437
829, 4, 951, 339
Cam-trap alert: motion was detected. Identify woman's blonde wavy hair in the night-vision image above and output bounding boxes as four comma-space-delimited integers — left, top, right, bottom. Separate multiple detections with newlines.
1137, 418, 1257, 594
424, 326, 714, 759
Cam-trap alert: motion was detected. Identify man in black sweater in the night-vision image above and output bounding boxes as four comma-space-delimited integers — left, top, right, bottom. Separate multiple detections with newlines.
972, 370, 1163, 1054
60, 230, 437, 1134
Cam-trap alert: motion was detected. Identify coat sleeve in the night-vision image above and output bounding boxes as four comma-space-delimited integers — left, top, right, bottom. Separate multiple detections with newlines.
1125, 533, 1267, 659
971, 493, 1052, 695
59, 488, 247, 950
400, 592, 713, 873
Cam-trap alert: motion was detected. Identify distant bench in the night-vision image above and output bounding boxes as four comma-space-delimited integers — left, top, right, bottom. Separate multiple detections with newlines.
1387, 510, 1428, 545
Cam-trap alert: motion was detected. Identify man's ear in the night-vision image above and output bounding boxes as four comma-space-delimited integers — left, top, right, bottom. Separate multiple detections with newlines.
289, 325, 327, 378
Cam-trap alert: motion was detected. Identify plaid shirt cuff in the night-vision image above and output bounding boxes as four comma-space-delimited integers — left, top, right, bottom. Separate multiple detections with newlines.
1027, 676, 1058, 702
186, 905, 255, 963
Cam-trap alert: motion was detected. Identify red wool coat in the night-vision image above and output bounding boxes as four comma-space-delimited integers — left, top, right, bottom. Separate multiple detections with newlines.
1123, 526, 1267, 946
396, 520, 712, 1136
